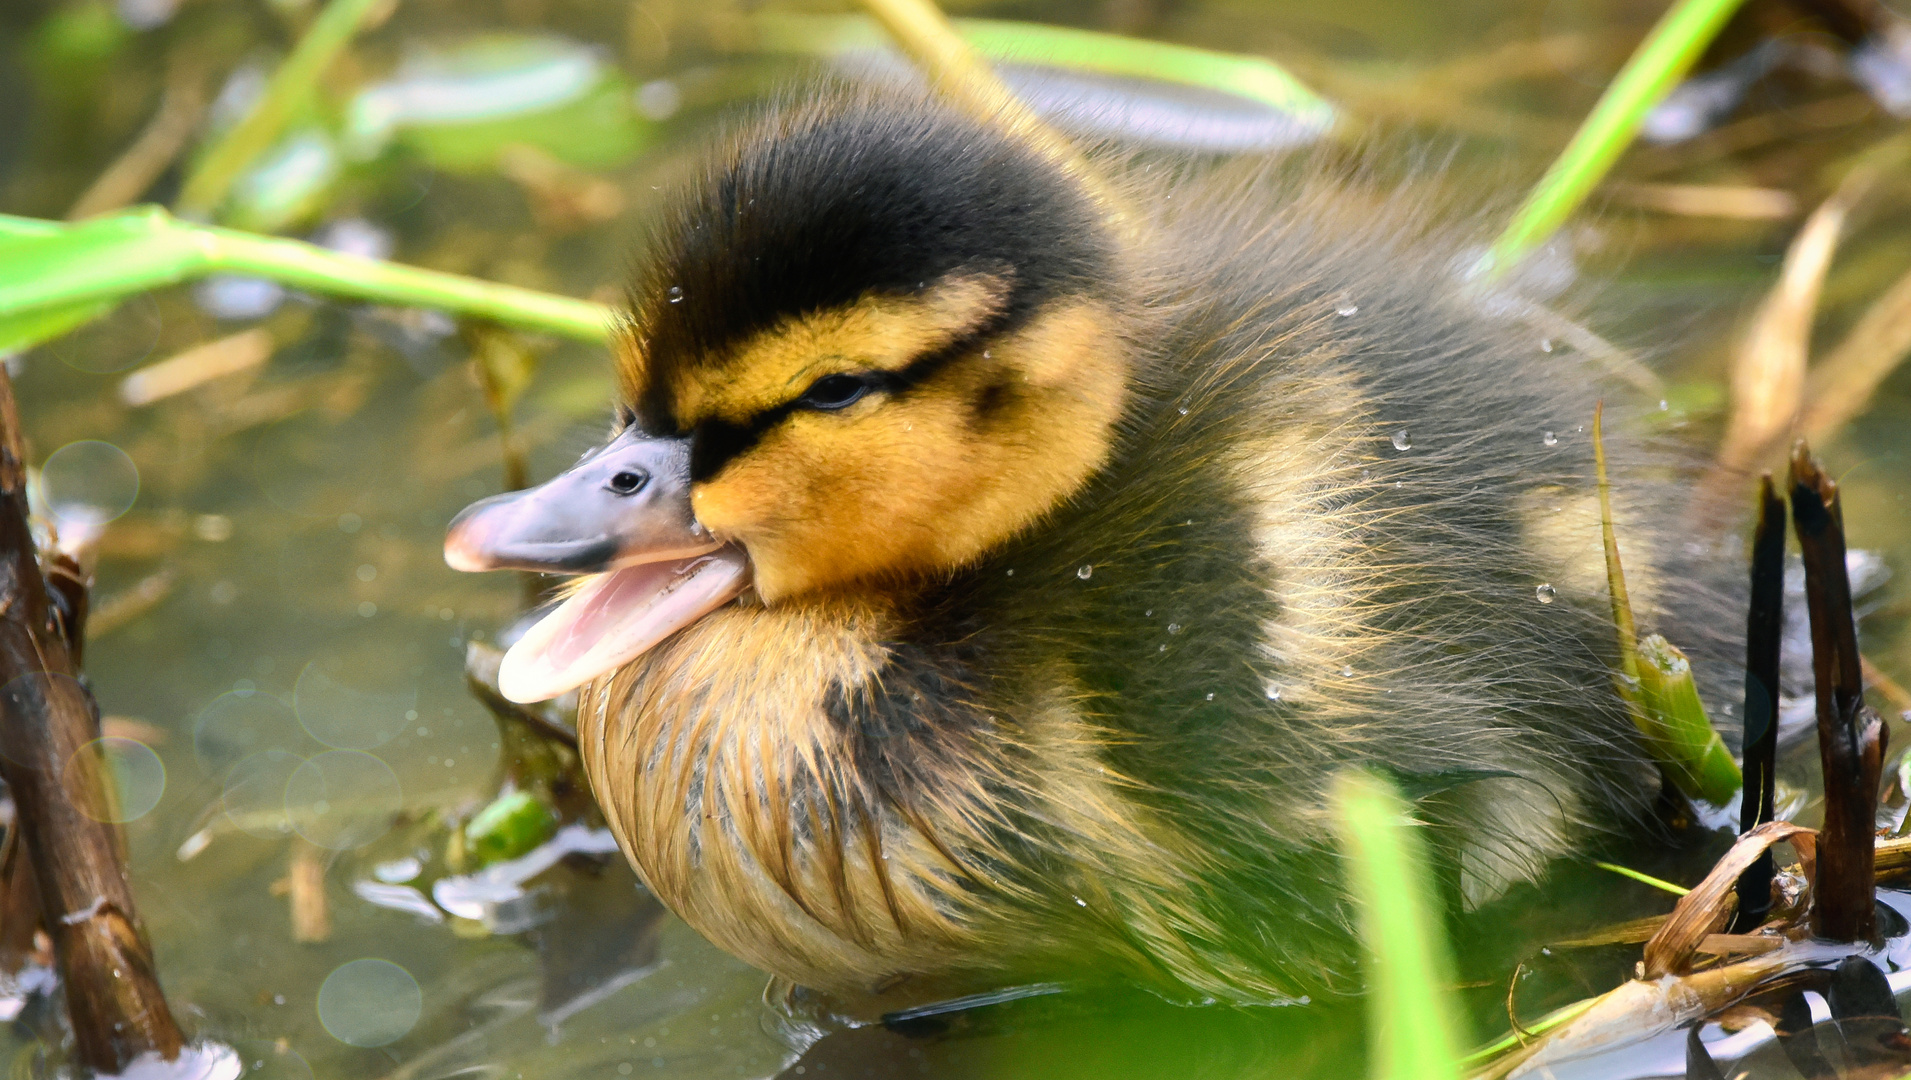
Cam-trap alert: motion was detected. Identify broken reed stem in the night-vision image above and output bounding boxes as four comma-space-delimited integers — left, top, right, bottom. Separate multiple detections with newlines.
1731, 475, 1785, 933
0, 368, 185, 1070
1790, 442, 1883, 943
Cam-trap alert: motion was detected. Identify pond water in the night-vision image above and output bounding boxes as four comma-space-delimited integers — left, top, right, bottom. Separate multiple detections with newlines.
2, 0, 1911, 1076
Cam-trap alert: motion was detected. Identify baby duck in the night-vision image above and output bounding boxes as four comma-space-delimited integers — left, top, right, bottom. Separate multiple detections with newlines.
444, 85, 1729, 1010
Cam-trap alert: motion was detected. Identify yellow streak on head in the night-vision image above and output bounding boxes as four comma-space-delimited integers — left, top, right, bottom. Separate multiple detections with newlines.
669, 274, 1010, 428
690, 297, 1129, 600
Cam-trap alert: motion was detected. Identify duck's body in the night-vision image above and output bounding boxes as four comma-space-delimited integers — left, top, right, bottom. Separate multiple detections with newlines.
450, 87, 1731, 1008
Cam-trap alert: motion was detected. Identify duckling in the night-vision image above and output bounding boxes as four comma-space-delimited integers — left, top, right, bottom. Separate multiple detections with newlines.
444, 84, 1734, 1010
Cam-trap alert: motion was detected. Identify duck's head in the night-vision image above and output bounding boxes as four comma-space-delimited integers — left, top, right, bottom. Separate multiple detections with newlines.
445, 92, 1128, 702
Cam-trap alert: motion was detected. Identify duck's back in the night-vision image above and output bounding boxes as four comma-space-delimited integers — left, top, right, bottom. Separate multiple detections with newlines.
903, 162, 1732, 997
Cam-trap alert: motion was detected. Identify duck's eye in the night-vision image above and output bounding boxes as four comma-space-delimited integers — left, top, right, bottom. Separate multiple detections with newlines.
608, 470, 647, 495
799, 374, 870, 410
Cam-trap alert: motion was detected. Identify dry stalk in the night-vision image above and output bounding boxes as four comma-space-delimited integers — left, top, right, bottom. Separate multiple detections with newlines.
1643, 820, 1813, 978
1713, 172, 1872, 477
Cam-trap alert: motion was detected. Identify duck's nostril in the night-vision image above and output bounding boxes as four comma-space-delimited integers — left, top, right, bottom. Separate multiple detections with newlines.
609, 470, 648, 495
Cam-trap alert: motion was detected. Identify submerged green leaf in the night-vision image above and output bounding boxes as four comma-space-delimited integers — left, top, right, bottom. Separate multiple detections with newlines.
464, 789, 558, 867
1331, 770, 1464, 1080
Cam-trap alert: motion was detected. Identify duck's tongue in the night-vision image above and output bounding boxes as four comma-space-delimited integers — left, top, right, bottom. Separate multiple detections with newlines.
497, 547, 750, 703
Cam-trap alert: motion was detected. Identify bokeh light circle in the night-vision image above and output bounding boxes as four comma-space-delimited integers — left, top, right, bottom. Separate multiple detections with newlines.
61, 737, 165, 823
41, 440, 139, 527
43, 293, 162, 373
316, 959, 421, 1047
294, 661, 414, 750
193, 690, 304, 774
285, 750, 402, 850
221, 748, 305, 839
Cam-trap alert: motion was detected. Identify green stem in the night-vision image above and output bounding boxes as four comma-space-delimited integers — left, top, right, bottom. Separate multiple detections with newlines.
1484, 0, 1750, 275
1590, 860, 1691, 896
0, 208, 613, 342
175, 0, 388, 219
1332, 771, 1464, 1080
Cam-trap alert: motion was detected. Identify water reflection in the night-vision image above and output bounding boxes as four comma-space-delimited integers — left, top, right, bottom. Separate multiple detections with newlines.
193, 689, 304, 773
221, 748, 304, 839
285, 750, 403, 850
294, 658, 415, 751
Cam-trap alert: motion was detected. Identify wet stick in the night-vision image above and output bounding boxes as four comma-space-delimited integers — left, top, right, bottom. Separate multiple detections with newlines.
1790, 443, 1882, 942
1730, 476, 1784, 933
0, 367, 185, 1071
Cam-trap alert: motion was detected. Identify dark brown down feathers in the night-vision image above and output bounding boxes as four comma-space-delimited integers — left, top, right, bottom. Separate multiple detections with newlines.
573, 85, 1736, 1011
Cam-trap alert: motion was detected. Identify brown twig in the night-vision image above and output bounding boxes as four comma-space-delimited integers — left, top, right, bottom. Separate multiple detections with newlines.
1790, 442, 1883, 943
0, 368, 185, 1070
1731, 475, 1784, 932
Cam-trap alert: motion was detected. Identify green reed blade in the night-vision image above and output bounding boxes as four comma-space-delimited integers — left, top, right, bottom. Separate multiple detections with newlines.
1332, 770, 1464, 1080
176, 0, 389, 219
1591, 859, 1691, 896
1590, 405, 1742, 805
0, 299, 115, 355
754, 13, 1335, 128
0, 208, 614, 343
1483, 0, 1750, 275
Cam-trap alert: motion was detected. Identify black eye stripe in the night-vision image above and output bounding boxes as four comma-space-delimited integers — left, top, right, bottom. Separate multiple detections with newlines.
683, 322, 1001, 482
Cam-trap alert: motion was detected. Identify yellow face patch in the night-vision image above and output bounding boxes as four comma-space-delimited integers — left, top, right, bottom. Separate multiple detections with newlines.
666, 274, 1011, 429
661, 290, 1129, 601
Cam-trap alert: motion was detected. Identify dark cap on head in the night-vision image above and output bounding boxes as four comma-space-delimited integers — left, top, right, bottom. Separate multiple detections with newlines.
625, 87, 1118, 431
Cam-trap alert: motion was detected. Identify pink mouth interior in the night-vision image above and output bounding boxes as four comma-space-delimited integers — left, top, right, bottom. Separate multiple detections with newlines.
497, 546, 751, 703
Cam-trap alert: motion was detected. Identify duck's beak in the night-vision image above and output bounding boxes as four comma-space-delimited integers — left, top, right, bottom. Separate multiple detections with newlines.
443, 429, 750, 703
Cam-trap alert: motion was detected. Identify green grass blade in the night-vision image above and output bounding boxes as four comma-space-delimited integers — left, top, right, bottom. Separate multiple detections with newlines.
1590, 859, 1692, 896
0, 209, 614, 342
175, 0, 388, 219
1483, 0, 1751, 275
1332, 770, 1464, 1080
754, 13, 1334, 127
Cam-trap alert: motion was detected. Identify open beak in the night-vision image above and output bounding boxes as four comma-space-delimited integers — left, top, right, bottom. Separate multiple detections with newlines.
444, 429, 750, 703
